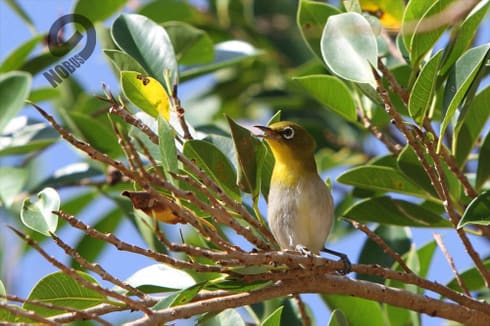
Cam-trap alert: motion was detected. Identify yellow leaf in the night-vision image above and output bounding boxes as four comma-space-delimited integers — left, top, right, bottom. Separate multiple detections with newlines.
120, 71, 170, 120
360, 0, 404, 31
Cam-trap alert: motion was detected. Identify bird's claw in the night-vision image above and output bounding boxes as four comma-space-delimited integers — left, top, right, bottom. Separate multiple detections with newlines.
322, 247, 352, 275
337, 253, 351, 275
295, 244, 313, 257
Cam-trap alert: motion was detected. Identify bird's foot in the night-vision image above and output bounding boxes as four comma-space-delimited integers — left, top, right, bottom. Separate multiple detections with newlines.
295, 244, 313, 257
322, 247, 352, 275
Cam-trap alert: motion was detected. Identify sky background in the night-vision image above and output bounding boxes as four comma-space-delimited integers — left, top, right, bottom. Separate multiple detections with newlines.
0, 1, 489, 325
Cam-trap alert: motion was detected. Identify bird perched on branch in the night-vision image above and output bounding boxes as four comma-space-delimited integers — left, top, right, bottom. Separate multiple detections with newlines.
255, 121, 351, 274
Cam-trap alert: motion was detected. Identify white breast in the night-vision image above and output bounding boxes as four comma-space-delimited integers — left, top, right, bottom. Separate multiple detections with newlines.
267, 174, 334, 253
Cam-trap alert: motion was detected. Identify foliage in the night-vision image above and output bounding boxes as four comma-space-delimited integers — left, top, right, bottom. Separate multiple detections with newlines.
0, 0, 489, 325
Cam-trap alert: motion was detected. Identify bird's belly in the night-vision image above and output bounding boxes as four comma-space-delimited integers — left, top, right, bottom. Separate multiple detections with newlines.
267, 176, 333, 252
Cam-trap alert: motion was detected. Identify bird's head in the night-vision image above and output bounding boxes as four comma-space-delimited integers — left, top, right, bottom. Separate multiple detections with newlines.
255, 121, 317, 170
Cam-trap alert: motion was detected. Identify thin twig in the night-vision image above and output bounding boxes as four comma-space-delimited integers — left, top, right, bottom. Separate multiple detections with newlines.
109, 104, 159, 144
168, 172, 272, 250
8, 226, 152, 316
440, 146, 478, 198
373, 67, 490, 287
2, 294, 111, 326
48, 303, 130, 324
55, 210, 223, 273
173, 85, 193, 140
433, 233, 471, 296
378, 58, 409, 105
345, 219, 413, 274
425, 138, 490, 287
50, 232, 148, 300
293, 294, 311, 326
358, 107, 402, 154
178, 153, 276, 244
0, 301, 60, 325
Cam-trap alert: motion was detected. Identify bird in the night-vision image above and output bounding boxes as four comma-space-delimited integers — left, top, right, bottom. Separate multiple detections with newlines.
255, 121, 351, 274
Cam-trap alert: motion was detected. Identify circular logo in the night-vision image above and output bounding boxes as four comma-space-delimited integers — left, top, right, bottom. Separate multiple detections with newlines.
47, 14, 96, 60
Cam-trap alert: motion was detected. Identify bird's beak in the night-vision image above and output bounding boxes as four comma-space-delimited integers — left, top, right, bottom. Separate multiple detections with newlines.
254, 125, 280, 139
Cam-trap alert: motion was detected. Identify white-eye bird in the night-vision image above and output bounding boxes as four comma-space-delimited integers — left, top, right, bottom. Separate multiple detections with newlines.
255, 121, 350, 273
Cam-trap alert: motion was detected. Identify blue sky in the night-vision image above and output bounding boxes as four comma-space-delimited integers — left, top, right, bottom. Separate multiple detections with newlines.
1, 1, 489, 325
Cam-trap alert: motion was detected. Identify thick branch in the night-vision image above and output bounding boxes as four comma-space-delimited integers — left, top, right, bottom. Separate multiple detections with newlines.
127, 274, 490, 326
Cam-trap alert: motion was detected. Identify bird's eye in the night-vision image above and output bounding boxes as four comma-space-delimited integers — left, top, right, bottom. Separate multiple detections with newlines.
281, 126, 295, 140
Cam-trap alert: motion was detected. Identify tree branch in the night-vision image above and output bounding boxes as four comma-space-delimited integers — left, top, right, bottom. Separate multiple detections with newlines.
127, 274, 490, 326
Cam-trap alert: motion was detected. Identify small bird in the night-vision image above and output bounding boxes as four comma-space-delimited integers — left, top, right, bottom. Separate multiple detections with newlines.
255, 121, 350, 273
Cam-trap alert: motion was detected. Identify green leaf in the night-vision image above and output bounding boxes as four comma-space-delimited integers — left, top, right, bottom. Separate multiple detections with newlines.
0, 279, 5, 303
112, 14, 177, 88
292, 75, 357, 122
158, 117, 178, 183
103, 49, 148, 74
343, 196, 451, 227
205, 278, 270, 292
163, 21, 214, 65
297, 0, 340, 59
20, 187, 60, 236
200, 308, 246, 326
438, 44, 490, 150
337, 165, 430, 198
60, 191, 98, 215
153, 282, 206, 309
0, 35, 43, 73
74, 0, 126, 23
29, 87, 60, 102
0, 117, 58, 157
358, 225, 411, 282
4, 0, 35, 33
206, 134, 238, 171
226, 116, 260, 197
120, 70, 171, 119
446, 259, 490, 293
20, 52, 66, 76
321, 12, 377, 84
453, 86, 490, 167
417, 240, 437, 278
138, 0, 202, 24
322, 294, 385, 325
128, 112, 160, 160
69, 112, 122, 157
402, 0, 453, 65
397, 146, 437, 197
261, 306, 283, 326
256, 142, 274, 200
408, 51, 442, 124
385, 244, 421, 326
397, 145, 462, 202
123, 264, 196, 293
0, 71, 31, 134
458, 191, 490, 228
476, 131, 490, 190
24, 271, 106, 317
440, 0, 490, 75
268, 111, 282, 125
183, 139, 240, 200
33, 163, 101, 192
328, 309, 349, 326
180, 41, 260, 81
0, 167, 27, 207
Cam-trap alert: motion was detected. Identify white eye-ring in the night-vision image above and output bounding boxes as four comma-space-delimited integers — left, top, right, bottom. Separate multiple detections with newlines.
281, 126, 295, 140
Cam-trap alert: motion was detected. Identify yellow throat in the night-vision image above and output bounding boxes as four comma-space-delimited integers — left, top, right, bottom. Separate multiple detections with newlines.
255, 121, 318, 186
